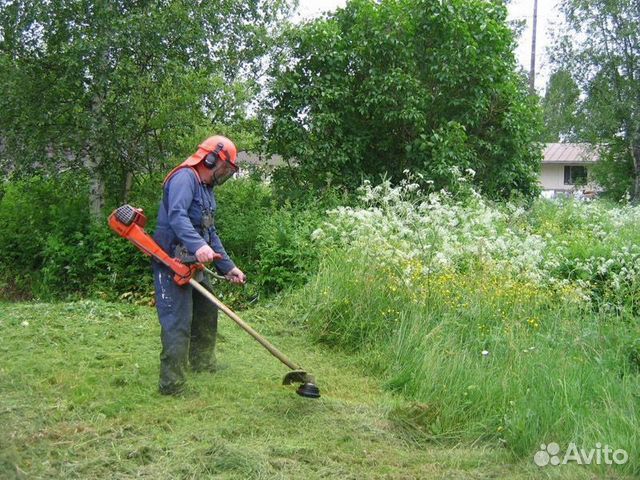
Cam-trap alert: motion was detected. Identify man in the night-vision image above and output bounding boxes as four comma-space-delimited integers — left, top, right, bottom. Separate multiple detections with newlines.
152, 135, 246, 395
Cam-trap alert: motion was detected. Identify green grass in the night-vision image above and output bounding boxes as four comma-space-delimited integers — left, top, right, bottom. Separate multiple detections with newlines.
0, 300, 625, 479
297, 253, 640, 477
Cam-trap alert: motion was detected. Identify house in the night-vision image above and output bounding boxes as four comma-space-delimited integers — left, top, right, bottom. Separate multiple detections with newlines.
540, 143, 601, 198
235, 151, 284, 176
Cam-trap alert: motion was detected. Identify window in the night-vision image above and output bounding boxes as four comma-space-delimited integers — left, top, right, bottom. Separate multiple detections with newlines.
564, 166, 587, 185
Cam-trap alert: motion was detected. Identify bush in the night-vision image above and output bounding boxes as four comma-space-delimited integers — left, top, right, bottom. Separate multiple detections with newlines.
0, 174, 90, 298
0, 173, 160, 300
39, 221, 154, 300
214, 176, 274, 270
0, 173, 335, 302
253, 205, 323, 294
215, 177, 330, 302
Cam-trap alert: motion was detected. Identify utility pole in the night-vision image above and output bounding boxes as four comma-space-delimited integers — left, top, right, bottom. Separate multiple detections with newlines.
529, 0, 538, 93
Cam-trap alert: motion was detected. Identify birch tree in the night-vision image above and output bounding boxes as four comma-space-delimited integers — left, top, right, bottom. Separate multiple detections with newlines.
0, 0, 292, 216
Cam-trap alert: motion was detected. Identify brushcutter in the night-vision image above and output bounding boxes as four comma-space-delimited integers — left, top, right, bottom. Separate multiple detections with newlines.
107, 204, 320, 399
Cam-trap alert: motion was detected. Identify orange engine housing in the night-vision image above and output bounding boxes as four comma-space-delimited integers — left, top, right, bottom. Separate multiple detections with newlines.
107, 205, 219, 286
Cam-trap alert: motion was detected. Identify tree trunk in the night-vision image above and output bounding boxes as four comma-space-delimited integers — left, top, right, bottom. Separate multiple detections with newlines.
123, 171, 134, 204
86, 89, 106, 218
90, 175, 105, 218
84, 152, 105, 218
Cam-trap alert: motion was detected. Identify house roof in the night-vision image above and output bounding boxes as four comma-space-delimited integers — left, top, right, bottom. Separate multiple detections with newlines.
236, 151, 284, 167
543, 143, 600, 164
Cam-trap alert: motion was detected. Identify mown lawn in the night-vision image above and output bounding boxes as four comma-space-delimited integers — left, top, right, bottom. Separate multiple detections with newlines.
0, 301, 629, 479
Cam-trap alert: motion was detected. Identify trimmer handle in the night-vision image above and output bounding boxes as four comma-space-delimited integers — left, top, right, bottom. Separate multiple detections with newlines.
179, 254, 199, 264
174, 249, 223, 265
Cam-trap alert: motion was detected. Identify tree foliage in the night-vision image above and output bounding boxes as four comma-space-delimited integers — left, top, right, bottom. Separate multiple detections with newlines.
551, 0, 640, 200
540, 69, 580, 142
264, 0, 542, 199
0, 0, 292, 215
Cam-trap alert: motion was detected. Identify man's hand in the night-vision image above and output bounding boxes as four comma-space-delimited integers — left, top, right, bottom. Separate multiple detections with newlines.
195, 244, 218, 263
225, 267, 246, 285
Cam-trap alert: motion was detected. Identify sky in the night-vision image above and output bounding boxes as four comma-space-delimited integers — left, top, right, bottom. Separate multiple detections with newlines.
295, 0, 562, 92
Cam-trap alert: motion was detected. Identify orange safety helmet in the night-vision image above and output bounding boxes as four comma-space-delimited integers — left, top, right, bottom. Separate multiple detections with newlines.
200, 135, 237, 168
164, 135, 238, 185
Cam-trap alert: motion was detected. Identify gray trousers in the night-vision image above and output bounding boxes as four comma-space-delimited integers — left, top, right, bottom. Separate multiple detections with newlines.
152, 261, 218, 393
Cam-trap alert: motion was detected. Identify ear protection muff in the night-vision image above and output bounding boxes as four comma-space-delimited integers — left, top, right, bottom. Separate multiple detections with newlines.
203, 142, 225, 169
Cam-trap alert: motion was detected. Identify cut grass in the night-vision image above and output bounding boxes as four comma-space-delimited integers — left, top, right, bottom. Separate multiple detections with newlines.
0, 300, 630, 479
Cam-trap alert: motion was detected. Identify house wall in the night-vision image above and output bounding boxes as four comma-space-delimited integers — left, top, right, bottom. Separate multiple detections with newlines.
540, 164, 569, 191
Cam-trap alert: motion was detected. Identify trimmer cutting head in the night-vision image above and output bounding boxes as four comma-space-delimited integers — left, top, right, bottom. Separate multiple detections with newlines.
282, 370, 321, 399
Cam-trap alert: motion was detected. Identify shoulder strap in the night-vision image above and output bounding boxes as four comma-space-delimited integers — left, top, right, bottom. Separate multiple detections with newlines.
162, 166, 200, 212
163, 165, 200, 186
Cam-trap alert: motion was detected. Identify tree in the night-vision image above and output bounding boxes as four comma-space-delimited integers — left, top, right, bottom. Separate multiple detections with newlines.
263, 0, 542, 199
0, 0, 292, 216
551, 0, 640, 200
540, 69, 580, 142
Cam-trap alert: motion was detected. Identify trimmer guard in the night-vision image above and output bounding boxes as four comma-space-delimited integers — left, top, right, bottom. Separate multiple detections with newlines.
282, 369, 314, 385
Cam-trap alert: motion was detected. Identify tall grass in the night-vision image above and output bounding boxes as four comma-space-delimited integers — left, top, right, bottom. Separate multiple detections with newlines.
294, 179, 640, 474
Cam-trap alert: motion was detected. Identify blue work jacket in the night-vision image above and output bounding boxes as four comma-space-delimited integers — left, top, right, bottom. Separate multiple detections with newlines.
153, 167, 235, 274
